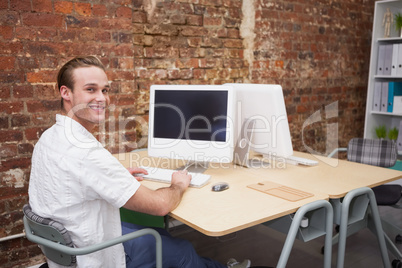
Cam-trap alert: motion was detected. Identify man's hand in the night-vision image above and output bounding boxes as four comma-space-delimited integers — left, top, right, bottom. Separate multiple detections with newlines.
171, 170, 191, 189
123, 169, 192, 216
127, 167, 148, 181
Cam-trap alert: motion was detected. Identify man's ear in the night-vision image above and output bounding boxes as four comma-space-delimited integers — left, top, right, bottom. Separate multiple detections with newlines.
60, 86, 71, 102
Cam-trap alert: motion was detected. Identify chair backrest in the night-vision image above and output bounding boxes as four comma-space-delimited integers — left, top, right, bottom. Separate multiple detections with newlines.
23, 204, 77, 266
347, 138, 397, 167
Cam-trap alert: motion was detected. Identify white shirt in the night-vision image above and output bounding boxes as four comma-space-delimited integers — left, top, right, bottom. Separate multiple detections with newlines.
29, 114, 140, 268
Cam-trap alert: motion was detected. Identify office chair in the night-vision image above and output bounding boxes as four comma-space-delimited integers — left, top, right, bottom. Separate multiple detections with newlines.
329, 138, 402, 268
23, 204, 163, 268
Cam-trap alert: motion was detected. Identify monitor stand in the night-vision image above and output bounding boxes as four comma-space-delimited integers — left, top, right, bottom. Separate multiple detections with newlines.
176, 161, 209, 174
234, 118, 270, 168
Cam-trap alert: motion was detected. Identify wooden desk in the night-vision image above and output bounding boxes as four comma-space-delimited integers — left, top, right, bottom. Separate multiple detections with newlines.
115, 150, 402, 237
116, 150, 402, 268
261, 151, 402, 199
115, 151, 328, 237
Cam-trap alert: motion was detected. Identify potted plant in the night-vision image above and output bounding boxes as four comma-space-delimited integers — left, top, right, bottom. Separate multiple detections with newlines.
395, 12, 402, 37
388, 127, 399, 141
375, 125, 387, 139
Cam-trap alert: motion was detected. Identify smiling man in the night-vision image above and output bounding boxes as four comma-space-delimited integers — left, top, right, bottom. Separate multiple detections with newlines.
57, 57, 110, 129
28, 56, 250, 268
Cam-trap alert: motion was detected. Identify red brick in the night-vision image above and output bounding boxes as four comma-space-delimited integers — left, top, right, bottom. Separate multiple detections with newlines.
17, 143, 34, 155
0, 26, 13, 40
74, 2, 92, 16
110, 95, 136, 106
0, 57, 15, 70
186, 15, 203, 26
11, 114, 30, 128
181, 26, 208, 36
204, 17, 223, 26
22, 13, 64, 27
132, 11, 147, 24
32, 0, 53, 13
0, 0, 7, 9
93, 4, 108, 16
0, 101, 24, 114
0, 42, 24, 55
0, 85, 10, 100
13, 85, 34, 99
116, 6, 132, 18
0, 130, 23, 143
35, 84, 58, 99
0, 116, 8, 129
0, 145, 18, 158
31, 113, 56, 126
24, 127, 47, 141
26, 43, 66, 57
223, 39, 243, 48
26, 70, 57, 83
26, 100, 60, 113
54, 1, 74, 14
10, 0, 31, 11
17, 27, 57, 41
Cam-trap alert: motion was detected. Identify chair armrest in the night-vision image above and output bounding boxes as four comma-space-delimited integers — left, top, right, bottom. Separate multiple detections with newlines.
328, 148, 347, 158
24, 216, 162, 258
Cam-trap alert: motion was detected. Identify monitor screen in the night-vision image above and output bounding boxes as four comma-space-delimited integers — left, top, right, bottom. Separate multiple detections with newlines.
153, 90, 228, 142
148, 85, 235, 164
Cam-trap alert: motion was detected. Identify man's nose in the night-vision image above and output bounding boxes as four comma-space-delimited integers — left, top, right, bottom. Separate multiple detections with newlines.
95, 90, 106, 102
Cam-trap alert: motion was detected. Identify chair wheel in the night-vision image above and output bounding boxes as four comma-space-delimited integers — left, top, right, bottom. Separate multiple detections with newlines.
392, 259, 402, 268
396, 234, 402, 244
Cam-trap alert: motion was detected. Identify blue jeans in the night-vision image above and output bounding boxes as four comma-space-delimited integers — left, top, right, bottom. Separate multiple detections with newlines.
122, 221, 226, 268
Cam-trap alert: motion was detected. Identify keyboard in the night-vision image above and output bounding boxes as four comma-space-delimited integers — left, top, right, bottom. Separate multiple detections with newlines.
138, 166, 211, 188
285, 155, 318, 166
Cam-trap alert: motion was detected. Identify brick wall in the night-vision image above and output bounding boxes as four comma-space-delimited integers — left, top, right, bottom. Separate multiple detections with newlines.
0, 0, 374, 266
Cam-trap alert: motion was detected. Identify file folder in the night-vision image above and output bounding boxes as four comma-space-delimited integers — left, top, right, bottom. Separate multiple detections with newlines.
397, 44, 402, 76
377, 44, 386, 75
394, 96, 402, 114
392, 44, 399, 76
381, 82, 389, 112
387, 82, 402, 112
384, 44, 393, 75
373, 81, 382, 112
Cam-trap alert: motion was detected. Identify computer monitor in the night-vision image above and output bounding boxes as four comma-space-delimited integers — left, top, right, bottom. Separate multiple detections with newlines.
226, 83, 293, 164
148, 84, 235, 171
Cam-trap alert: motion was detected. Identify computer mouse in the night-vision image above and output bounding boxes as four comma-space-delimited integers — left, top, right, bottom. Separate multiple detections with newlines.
211, 182, 229, 192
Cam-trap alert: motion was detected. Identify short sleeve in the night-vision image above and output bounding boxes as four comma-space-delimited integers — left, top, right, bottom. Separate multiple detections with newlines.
83, 147, 141, 208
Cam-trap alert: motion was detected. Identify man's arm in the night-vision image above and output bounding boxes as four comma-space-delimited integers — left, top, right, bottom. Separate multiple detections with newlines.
123, 171, 191, 216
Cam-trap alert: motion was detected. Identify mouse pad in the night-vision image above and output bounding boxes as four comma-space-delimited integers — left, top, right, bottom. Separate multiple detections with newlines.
247, 181, 313, 202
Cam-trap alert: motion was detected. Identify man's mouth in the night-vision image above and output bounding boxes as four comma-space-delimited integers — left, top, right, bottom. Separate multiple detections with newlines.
89, 104, 106, 111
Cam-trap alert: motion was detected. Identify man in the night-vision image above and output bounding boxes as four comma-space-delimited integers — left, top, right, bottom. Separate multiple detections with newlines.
28, 56, 250, 268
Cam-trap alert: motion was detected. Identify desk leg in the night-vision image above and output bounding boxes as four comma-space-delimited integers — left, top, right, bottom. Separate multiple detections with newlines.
276, 200, 333, 268
337, 187, 390, 268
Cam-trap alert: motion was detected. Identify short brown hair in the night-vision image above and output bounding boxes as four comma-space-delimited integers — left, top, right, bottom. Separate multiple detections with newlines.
57, 56, 106, 108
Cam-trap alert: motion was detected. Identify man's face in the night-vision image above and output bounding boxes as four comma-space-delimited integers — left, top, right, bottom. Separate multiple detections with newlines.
66, 66, 110, 131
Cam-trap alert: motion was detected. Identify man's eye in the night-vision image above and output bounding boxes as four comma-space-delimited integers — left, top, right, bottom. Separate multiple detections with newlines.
87, 88, 94, 92
102, 89, 109, 94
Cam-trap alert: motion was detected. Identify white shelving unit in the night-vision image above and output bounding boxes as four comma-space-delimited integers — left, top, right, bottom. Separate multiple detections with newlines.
364, 0, 402, 139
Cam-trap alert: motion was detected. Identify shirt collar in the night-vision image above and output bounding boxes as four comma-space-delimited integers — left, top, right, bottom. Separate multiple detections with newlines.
55, 114, 103, 149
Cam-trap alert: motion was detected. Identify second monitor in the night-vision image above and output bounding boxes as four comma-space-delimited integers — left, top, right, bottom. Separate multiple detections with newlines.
227, 83, 294, 166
